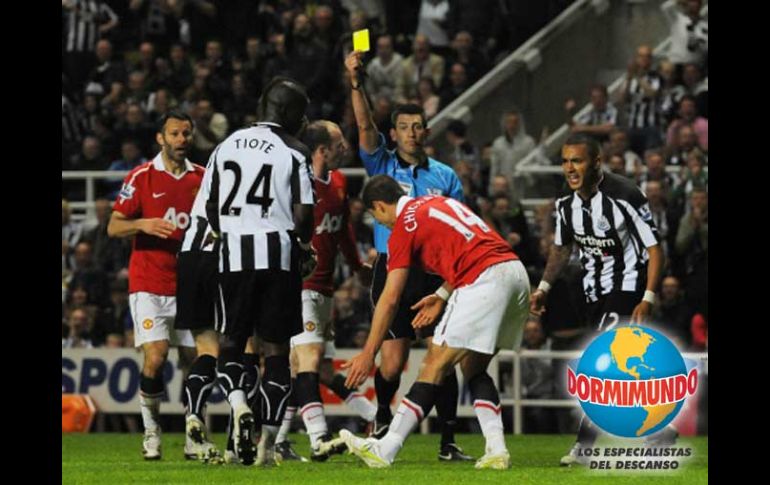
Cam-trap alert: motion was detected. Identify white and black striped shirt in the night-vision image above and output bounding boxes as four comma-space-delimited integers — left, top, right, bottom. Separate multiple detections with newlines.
626, 73, 662, 129
206, 123, 315, 273
575, 103, 618, 127
554, 172, 659, 303
181, 153, 216, 254
63, 0, 118, 53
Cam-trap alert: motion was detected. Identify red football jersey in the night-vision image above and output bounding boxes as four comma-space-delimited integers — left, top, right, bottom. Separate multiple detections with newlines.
387, 196, 518, 288
303, 170, 361, 296
113, 155, 204, 295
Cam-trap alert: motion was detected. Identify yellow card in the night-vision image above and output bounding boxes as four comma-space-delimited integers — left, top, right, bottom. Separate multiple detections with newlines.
353, 29, 370, 52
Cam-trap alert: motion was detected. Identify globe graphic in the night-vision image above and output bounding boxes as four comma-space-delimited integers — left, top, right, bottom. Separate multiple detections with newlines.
575, 326, 687, 438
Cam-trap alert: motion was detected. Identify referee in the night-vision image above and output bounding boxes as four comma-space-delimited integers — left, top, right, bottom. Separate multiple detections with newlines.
530, 133, 666, 465
343, 50, 470, 462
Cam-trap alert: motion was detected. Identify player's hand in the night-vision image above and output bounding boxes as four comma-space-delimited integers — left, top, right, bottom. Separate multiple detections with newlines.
345, 50, 365, 80
342, 350, 374, 388
299, 244, 317, 280
564, 98, 577, 112
356, 263, 373, 287
410, 294, 445, 328
630, 301, 652, 325
140, 218, 175, 239
530, 289, 547, 316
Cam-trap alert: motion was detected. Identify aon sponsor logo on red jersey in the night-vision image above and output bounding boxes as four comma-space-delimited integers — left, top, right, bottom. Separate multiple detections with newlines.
163, 207, 191, 230
315, 213, 342, 234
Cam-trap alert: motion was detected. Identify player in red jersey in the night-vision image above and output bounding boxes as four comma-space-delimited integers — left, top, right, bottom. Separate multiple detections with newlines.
274, 120, 377, 462
340, 175, 531, 470
108, 111, 204, 460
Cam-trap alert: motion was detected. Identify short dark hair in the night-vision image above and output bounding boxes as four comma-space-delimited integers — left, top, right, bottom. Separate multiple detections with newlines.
301, 120, 332, 153
157, 110, 193, 134
390, 103, 427, 126
563, 133, 601, 162
362, 175, 405, 209
446, 119, 467, 137
589, 83, 608, 96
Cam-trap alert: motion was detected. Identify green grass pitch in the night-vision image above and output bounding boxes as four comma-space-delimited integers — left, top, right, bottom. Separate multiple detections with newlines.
62, 433, 707, 484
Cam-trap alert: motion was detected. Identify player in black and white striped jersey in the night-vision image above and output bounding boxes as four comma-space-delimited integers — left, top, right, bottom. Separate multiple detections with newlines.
530, 134, 667, 466
205, 76, 315, 466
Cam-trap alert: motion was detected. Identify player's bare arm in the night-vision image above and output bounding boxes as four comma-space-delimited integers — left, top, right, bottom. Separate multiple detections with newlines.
631, 243, 663, 325
411, 281, 454, 329
345, 50, 379, 153
343, 267, 410, 388
107, 211, 175, 239
530, 243, 573, 315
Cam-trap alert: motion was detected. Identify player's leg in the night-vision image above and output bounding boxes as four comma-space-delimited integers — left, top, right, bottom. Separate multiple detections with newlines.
274, 347, 305, 461
320, 354, 377, 424
216, 271, 259, 465
342, 343, 468, 467
461, 353, 510, 469
130, 291, 176, 461
225, 336, 261, 464
183, 330, 219, 460
253, 269, 303, 466
424, 335, 470, 461
372, 338, 409, 437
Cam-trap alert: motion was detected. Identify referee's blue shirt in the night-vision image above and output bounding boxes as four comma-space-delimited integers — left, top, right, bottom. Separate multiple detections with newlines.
361, 133, 465, 254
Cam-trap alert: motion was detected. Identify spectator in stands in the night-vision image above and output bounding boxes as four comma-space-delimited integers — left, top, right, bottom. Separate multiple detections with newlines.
565, 84, 618, 144
447, 0, 500, 56
396, 34, 445, 103
114, 103, 156, 156
488, 109, 535, 195
680, 63, 708, 119
190, 97, 228, 162
652, 276, 694, 349
62, 199, 84, 273
644, 180, 679, 268
416, 0, 451, 56
62, 0, 119, 92
129, 0, 180, 52
242, 36, 266, 95
105, 333, 126, 348
366, 35, 404, 101
286, 13, 331, 118
605, 153, 627, 176
313, 5, 343, 53
521, 319, 557, 433
105, 139, 147, 198
671, 151, 707, 213
639, 149, 678, 195
446, 31, 489, 85
690, 312, 707, 351
666, 124, 705, 166
348, 197, 374, 261
439, 62, 469, 110
675, 186, 708, 313
417, 77, 441, 120
666, 95, 708, 151
658, 59, 682, 127
145, 87, 176, 125
661, 0, 708, 75
370, 94, 395, 149
66, 137, 108, 204
166, 43, 194, 98
124, 71, 150, 109
605, 128, 642, 176
222, 73, 258, 131
88, 39, 127, 94
68, 241, 110, 309
62, 308, 94, 349
445, 119, 481, 182
83, 198, 131, 276
619, 44, 663, 155
489, 194, 535, 265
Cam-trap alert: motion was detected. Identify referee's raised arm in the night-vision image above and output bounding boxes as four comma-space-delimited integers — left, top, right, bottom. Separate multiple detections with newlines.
345, 50, 379, 153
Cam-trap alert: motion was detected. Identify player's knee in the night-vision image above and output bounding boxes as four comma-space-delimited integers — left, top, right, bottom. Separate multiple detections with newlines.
263, 354, 291, 385
194, 330, 219, 358
295, 344, 323, 372
143, 351, 167, 375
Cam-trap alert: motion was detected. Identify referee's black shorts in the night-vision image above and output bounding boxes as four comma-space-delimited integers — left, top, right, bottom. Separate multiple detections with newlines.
217, 268, 303, 344
371, 253, 444, 341
587, 290, 644, 331
175, 250, 219, 331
